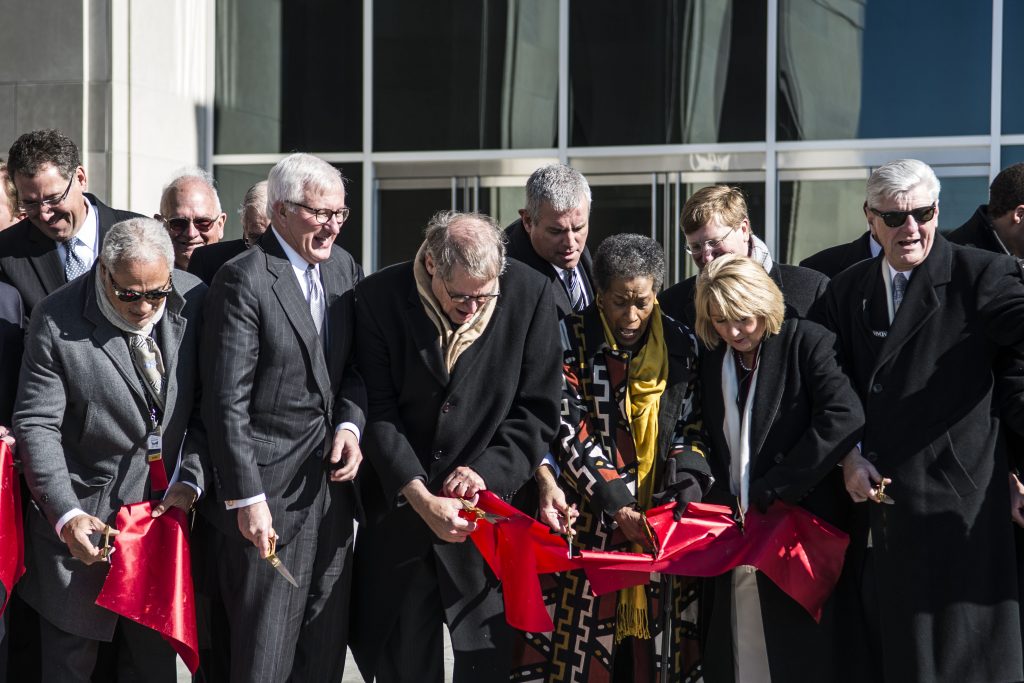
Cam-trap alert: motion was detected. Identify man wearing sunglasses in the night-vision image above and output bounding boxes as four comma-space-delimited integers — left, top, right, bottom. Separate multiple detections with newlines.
660, 184, 828, 328
155, 168, 227, 271
13, 217, 206, 682
824, 159, 1024, 682
0, 129, 141, 319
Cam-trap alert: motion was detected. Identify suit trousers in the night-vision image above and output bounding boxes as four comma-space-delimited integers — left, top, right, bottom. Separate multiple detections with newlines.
38, 612, 176, 683
214, 480, 354, 683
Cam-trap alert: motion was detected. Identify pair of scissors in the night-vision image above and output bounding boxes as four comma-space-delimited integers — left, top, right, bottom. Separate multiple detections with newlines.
265, 535, 299, 587
873, 479, 895, 505
99, 524, 116, 562
458, 498, 511, 525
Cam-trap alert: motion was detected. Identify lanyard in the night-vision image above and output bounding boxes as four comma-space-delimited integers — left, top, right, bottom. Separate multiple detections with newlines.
128, 331, 169, 497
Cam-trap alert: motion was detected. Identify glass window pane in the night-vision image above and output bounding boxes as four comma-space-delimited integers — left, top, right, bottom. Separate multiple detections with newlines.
213, 163, 363, 263
1003, 146, 1024, 168
215, 0, 362, 154
778, 179, 867, 265
377, 189, 450, 269
374, 0, 558, 151
778, 0, 990, 140
936, 176, 989, 234
1004, 0, 1024, 134
570, 0, 766, 146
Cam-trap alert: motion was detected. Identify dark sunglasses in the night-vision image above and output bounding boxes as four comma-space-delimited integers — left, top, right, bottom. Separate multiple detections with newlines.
162, 216, 219, 233
108, 271, 174, 302
869, 204, 936, 229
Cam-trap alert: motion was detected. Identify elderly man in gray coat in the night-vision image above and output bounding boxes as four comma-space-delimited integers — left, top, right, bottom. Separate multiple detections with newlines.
14, 217, 207, 682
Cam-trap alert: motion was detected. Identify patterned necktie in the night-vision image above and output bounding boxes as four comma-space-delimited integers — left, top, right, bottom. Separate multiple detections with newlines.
306, 265, 325, 334
563, 267, 585, 313
129, 334, 165, 410
64, 237, 88, 282
892, 272, 908, 313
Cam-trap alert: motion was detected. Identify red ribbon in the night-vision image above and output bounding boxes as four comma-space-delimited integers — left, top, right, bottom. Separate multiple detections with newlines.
0, 441, 24, 615
95, 502, 199, 674
466, 492, 848, 632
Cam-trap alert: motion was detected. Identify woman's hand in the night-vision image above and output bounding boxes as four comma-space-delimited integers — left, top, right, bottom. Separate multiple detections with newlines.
614, 506, 653, 551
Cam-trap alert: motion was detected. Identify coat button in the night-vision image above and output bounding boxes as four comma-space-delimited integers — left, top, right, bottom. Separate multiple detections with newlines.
433, 450, 443, 460
41, 493, 49, 503
441, 402, 451, 413
866, 451, 878, 462
871, 383, 883, 394
774, 454, 784, 464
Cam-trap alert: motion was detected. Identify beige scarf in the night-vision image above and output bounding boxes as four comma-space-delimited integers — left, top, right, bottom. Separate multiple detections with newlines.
413, 242, 498, 372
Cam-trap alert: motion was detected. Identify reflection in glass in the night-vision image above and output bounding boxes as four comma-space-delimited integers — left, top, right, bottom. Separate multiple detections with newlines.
570, 0, 766, 146
778, 179, 867, 265
374, 0, 557, 151
214, 163, 363, 264
215, 0, 361, 154
778, 0, 990, 140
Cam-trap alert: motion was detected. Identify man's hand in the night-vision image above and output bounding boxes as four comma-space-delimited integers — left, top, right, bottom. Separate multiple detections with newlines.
403, 479, 477, 542
327, 428, 362, 482
237, 500, 275, 558
0, 425, 14, 451
1010, 473, 1024, 527
441, 466, 486, 500
536, 465, 578, 535
60, 513, 118, 565
614, 505, 653, 551
842, 447, 890, 503
151, 482, 198, 518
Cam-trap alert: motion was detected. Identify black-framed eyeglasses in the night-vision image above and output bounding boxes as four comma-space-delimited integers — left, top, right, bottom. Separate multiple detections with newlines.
162, 216, 220, 233
287, 201, 350, 225
684, 224, 741, 255
869, 204, 936, 229
442, 280, 499, 306
108, 271, 174, 303
18, 174, 75, 214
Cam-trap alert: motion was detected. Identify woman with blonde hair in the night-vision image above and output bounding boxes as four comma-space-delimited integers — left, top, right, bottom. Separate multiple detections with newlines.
693, 254, 863, 682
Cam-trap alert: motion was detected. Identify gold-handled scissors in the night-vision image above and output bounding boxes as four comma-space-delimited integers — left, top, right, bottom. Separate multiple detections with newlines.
459, 498, 511, 525
265, 535, 299, 587
99, 524, 115, 562
873, 479, 895, 505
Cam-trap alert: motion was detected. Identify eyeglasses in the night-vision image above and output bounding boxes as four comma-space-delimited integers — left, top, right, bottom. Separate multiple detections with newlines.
287, 201, 350, 225
442, 280, 499, 306
18, 174, 75, 214
108, 271, 174, 303
685, 224, 740, 255
869, 204, 936, 229
162, 216, 220, 233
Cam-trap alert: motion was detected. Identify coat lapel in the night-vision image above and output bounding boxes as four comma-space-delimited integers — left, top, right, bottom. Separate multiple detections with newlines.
83, 274, 148, 410
749, 327, 788, 463
320, 253, 346, 388
27, 227, 66, 296
405, 286, 449, 387
156, 290, 188, 415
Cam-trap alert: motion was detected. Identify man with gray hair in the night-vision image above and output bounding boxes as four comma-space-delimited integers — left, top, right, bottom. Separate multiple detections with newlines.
506, 163, 595, 317
350, 210, 561, 682
200, 153, 364, 681
155, 167, 227, 271
825, 159, 1024, 682
188, 180, 269, 286
14, 217, 206, 681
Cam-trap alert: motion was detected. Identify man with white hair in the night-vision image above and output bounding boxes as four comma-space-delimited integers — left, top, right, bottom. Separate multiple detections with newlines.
825, 159, 1024, 682
200, 153, 365, 682
14, 217, 206, 681
155, 168, 227, 271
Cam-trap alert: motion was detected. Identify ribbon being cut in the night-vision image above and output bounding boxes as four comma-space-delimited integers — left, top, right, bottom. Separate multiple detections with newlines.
464, 491, 849, 633
94, 502, 200, 674
0, 441, 24, 615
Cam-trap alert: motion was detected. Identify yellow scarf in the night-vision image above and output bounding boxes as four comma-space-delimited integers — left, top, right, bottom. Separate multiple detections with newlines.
599, 302, 668, 641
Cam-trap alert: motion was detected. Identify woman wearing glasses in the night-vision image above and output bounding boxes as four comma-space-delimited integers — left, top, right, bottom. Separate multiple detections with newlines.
693, 254, 863, 683
520, 233, 712, 683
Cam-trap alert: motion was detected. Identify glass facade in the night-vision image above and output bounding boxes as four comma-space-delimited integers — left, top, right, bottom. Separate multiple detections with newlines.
214, 0, 1018, 283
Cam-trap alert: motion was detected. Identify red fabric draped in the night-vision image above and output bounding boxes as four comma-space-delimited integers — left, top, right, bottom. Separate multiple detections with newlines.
0, 441, 24, 615
465, 492, 848, 632
95, 502, 199, 674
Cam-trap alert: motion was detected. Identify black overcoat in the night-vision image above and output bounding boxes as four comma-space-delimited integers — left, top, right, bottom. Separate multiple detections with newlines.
799, 232, 875, 279
504, 217, 594, 318
824, 234, 1024, 682
699, 319, 863, 683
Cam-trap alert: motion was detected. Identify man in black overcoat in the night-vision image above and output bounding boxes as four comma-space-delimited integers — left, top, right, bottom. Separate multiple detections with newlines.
826, 158, 1024, 683
660, 184, 828, 326
799, 230, 880, 278
349, 210, 561, 683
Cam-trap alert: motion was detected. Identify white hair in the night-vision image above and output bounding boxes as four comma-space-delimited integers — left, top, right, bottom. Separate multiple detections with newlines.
866, 159, 941, 208
525, 163, 592, 223
160, 166, 222, 214
100, 217, 174, 271
266, 154, 345, 219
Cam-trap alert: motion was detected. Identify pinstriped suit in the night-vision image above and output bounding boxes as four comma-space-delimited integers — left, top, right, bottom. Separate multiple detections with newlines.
199, 229, 365, 683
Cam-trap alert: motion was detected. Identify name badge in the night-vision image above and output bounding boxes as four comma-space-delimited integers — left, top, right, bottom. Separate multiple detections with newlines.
147, 433, 162, 452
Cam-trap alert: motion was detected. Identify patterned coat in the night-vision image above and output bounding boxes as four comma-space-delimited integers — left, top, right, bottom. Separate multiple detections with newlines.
512, 306, 711, 683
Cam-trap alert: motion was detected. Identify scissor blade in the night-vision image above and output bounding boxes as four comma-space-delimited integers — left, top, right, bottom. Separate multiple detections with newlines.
268, 555, 299, 587
877, 493, 895, 505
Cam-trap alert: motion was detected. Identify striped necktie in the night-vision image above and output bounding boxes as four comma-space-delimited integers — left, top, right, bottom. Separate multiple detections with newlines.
563, 267, 586, 313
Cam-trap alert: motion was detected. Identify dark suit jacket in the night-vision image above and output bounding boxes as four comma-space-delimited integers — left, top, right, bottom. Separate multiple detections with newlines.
14, 267, 207, 641
660, 262, 828, 328
824, 234, 1024, 682
699, 319, 862, 683
504, 218, 594, 318
0, 282, 23, 425
0, 194, 140, 318
799, 232, 875, 278
946, 205, 1003, 253
200, 230, 365, 546
187, 239, 248, 286
349, 258, 561, 679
